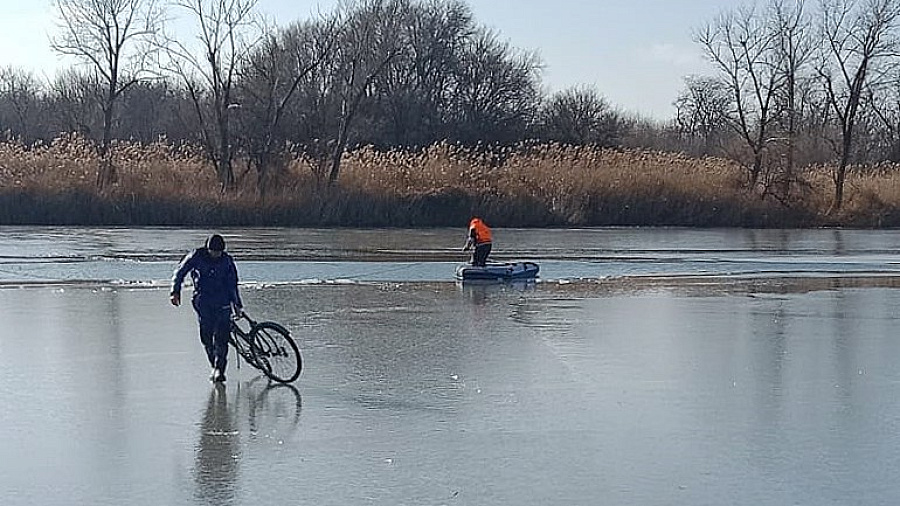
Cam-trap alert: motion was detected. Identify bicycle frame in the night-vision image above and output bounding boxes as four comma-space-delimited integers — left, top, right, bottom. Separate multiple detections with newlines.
230, 313, 271, 374
228, 312, 302, 383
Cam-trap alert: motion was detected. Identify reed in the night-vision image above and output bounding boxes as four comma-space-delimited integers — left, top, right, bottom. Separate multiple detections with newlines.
0, 135, 897, 227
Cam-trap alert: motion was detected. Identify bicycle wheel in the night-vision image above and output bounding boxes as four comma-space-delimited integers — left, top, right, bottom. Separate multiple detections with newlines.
250, 321, 302, 383
230, 326, 272, 375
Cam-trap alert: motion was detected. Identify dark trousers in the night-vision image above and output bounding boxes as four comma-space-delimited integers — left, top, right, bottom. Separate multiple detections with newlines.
193, 300, 231, 371
472, 242, 492, 267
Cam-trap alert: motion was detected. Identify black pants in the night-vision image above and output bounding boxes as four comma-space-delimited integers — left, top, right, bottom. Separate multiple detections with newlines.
472, 242, 492, 267
193, 300, 231, 371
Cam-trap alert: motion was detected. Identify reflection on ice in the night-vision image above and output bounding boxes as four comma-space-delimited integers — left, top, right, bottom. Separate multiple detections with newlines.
200, 380, 305, 444
240, 378, 303, 440
192, 379, 302, 506
456, 278, 535, 295
193, 384, 240, 506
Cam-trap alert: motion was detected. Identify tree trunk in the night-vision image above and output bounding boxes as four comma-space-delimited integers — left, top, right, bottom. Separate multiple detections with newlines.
220, 158, 234, 191
327, 115, 351, 186
831, 136, 852, 212
750, 148, 763, 187
97, 87, 118, 188
217, 108, 235, 192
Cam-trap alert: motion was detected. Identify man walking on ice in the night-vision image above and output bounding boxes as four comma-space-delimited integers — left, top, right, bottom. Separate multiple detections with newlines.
170, 234, 243, 382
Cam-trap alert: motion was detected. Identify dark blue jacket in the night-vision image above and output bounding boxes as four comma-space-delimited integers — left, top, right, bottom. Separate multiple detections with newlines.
171, 248, 243, 310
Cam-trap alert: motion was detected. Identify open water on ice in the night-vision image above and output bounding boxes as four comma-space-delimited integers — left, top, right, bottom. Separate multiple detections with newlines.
0, 226, 899, 285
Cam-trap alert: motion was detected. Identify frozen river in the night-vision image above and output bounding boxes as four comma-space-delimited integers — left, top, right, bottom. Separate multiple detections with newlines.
2, 227, 900, 505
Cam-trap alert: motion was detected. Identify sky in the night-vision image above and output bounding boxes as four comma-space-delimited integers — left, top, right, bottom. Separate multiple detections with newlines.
0, 0, 724, 120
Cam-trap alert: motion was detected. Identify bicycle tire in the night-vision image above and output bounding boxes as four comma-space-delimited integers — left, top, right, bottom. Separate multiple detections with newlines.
249, 321, 302, 383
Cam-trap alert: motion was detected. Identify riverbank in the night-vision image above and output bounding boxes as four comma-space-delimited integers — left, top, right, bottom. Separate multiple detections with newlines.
2, 136, 898, 227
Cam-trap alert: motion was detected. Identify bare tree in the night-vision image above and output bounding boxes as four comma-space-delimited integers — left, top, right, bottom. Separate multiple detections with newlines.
52, 0, 163, 186
540, 86, 626, 147
863, 62, 900, 161
117, 79, 199, 143
695, 3, 784, 187
448, 27, 543, 145
164, 0, 261, 192
770, 0, 814, 183
323, 0, 411, 185
269, 0, 542, 172
46, 69, 105, 139
0, 67, 44, 142
238, 18, 335, 193
815, 0, 900, 211
371, 0, 475, 147
674, 75, 732, 156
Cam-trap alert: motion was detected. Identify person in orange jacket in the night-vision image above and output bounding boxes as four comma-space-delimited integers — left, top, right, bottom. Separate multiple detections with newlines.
463, 217, 493, 267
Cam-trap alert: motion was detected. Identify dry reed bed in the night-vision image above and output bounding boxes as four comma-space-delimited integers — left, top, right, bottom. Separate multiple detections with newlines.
0, 135, 898, 227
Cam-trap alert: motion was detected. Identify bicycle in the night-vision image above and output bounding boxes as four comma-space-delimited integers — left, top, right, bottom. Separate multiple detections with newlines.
230, 311, 302, 383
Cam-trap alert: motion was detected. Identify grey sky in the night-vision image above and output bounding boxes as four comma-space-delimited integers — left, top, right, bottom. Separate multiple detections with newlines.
1, 0, 726, 119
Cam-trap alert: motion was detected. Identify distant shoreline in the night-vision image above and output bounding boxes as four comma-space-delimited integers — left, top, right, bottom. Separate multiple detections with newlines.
2, 138, 898, 228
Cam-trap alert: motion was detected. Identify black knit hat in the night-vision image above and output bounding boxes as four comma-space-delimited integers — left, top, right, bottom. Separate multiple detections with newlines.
206, 234, 226, 252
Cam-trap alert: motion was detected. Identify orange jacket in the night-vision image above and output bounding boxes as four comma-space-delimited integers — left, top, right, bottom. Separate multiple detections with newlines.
468, 218, 492, 244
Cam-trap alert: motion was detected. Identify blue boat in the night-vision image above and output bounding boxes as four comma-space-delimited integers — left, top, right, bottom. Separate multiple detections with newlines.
455, 261, 540, 281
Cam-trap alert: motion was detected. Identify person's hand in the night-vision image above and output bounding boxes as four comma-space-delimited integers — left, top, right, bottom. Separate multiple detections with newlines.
170, 292, 181, 307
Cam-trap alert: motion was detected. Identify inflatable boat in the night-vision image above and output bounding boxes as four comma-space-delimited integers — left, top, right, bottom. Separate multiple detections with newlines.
455, 261, 540, 281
